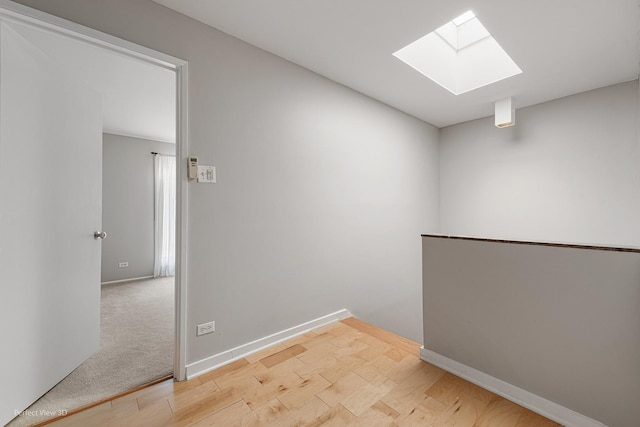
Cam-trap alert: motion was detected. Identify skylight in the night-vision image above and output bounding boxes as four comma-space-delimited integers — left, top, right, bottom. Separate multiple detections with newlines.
393, 11, 522, 95
452, 10, 475, 26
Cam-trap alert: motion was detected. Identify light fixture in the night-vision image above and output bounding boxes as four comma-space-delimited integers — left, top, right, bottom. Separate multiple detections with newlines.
393, 11, 522, 95
495, 97, 515, 128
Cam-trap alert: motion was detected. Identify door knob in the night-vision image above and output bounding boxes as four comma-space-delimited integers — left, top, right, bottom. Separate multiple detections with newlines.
94, 231, 107, 240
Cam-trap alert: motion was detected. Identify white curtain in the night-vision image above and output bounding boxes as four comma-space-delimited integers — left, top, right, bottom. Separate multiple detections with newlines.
153, 154, 176, 277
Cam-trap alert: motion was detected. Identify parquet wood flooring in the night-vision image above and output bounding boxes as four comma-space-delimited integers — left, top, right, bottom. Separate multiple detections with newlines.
40, 318, 562, 426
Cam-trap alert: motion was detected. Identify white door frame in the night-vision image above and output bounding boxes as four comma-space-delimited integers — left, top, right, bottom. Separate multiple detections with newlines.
0, 0, 189, 381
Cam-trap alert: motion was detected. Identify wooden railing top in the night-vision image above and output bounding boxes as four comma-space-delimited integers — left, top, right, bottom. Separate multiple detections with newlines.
421, 233, 640, 254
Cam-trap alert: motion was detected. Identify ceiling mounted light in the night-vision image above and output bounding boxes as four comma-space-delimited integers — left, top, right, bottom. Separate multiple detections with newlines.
495, 97, 515, 128
393, 11, 522, 95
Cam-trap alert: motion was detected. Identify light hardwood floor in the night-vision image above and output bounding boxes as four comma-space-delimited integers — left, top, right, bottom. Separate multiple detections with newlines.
41, 318, 561, 426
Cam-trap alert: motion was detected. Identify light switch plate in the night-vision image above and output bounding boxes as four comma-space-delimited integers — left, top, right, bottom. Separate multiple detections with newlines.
197, 165, 216, 183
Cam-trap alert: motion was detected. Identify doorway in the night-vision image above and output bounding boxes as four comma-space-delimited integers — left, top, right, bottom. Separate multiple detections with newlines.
0, 2, 188, 426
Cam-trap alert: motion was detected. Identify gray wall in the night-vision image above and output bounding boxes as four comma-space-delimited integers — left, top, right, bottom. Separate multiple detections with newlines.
101, 133, 175, 283
422, 236, 640, 427
440, 80, 640, 247
15, 1, 441, 363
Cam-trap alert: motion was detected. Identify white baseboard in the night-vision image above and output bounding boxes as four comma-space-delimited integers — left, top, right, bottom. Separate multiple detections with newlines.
420, 347, 607, 427
185, 309, 353, 379
101, 275, 155, 285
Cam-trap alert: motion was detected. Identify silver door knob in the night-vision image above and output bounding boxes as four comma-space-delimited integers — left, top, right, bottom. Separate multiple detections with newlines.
94, 231, 107, 240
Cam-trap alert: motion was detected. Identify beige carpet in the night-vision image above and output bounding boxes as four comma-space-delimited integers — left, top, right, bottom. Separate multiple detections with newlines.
8, 277, 174, 427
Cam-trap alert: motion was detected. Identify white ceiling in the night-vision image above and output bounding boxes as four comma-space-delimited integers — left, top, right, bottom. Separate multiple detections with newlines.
12, 20, 176, 143
152, 0, 639, 128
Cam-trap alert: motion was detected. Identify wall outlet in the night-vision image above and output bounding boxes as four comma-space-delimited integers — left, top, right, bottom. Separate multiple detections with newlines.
197, 321, 215, 336
118, 262, 129, 268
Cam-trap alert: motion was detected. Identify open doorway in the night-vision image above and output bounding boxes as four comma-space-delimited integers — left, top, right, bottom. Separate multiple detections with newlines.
7, 23, 177, 427
99, 133, 177, 390
0, 3, 187, 426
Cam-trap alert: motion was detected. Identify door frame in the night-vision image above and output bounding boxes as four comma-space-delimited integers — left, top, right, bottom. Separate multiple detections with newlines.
0, 0, 189, 381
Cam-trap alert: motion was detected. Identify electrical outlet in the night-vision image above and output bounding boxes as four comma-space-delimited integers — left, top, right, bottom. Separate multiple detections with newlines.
118, 262, 129, 268
197, 321, 215, 336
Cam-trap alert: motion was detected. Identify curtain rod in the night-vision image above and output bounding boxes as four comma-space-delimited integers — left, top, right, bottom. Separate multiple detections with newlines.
151, 152, 176, 157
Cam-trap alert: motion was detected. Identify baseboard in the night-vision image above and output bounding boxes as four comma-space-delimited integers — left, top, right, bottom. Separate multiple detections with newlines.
420, 347, 607, 427
185, 309, 352, 379
101, 276, 155, 285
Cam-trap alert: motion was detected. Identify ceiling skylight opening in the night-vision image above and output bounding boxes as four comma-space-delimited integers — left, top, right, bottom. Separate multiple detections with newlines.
452, 10, 476, 27
393, 10, 522, 95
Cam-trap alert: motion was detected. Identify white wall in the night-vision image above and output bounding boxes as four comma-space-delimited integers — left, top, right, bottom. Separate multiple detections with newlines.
101, 133, 175, 283
422, 236, 640, 427
440, 80, 640, 247
13, 0, 440, 364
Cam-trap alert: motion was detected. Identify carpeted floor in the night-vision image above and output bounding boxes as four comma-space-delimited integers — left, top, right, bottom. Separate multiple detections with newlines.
8, 277, 174, 427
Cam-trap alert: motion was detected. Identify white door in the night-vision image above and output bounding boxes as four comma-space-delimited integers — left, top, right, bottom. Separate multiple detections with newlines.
0, 20, 103, 425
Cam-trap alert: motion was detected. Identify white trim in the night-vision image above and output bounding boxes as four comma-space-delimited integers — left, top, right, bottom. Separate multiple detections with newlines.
186, 309, 353, 379
101, 276, 154, 286
0, 0, 189, 383
174, 62, 189, 381
420, 347, 608, 427
103, 130, 175, 145
0, 0, 183, 69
